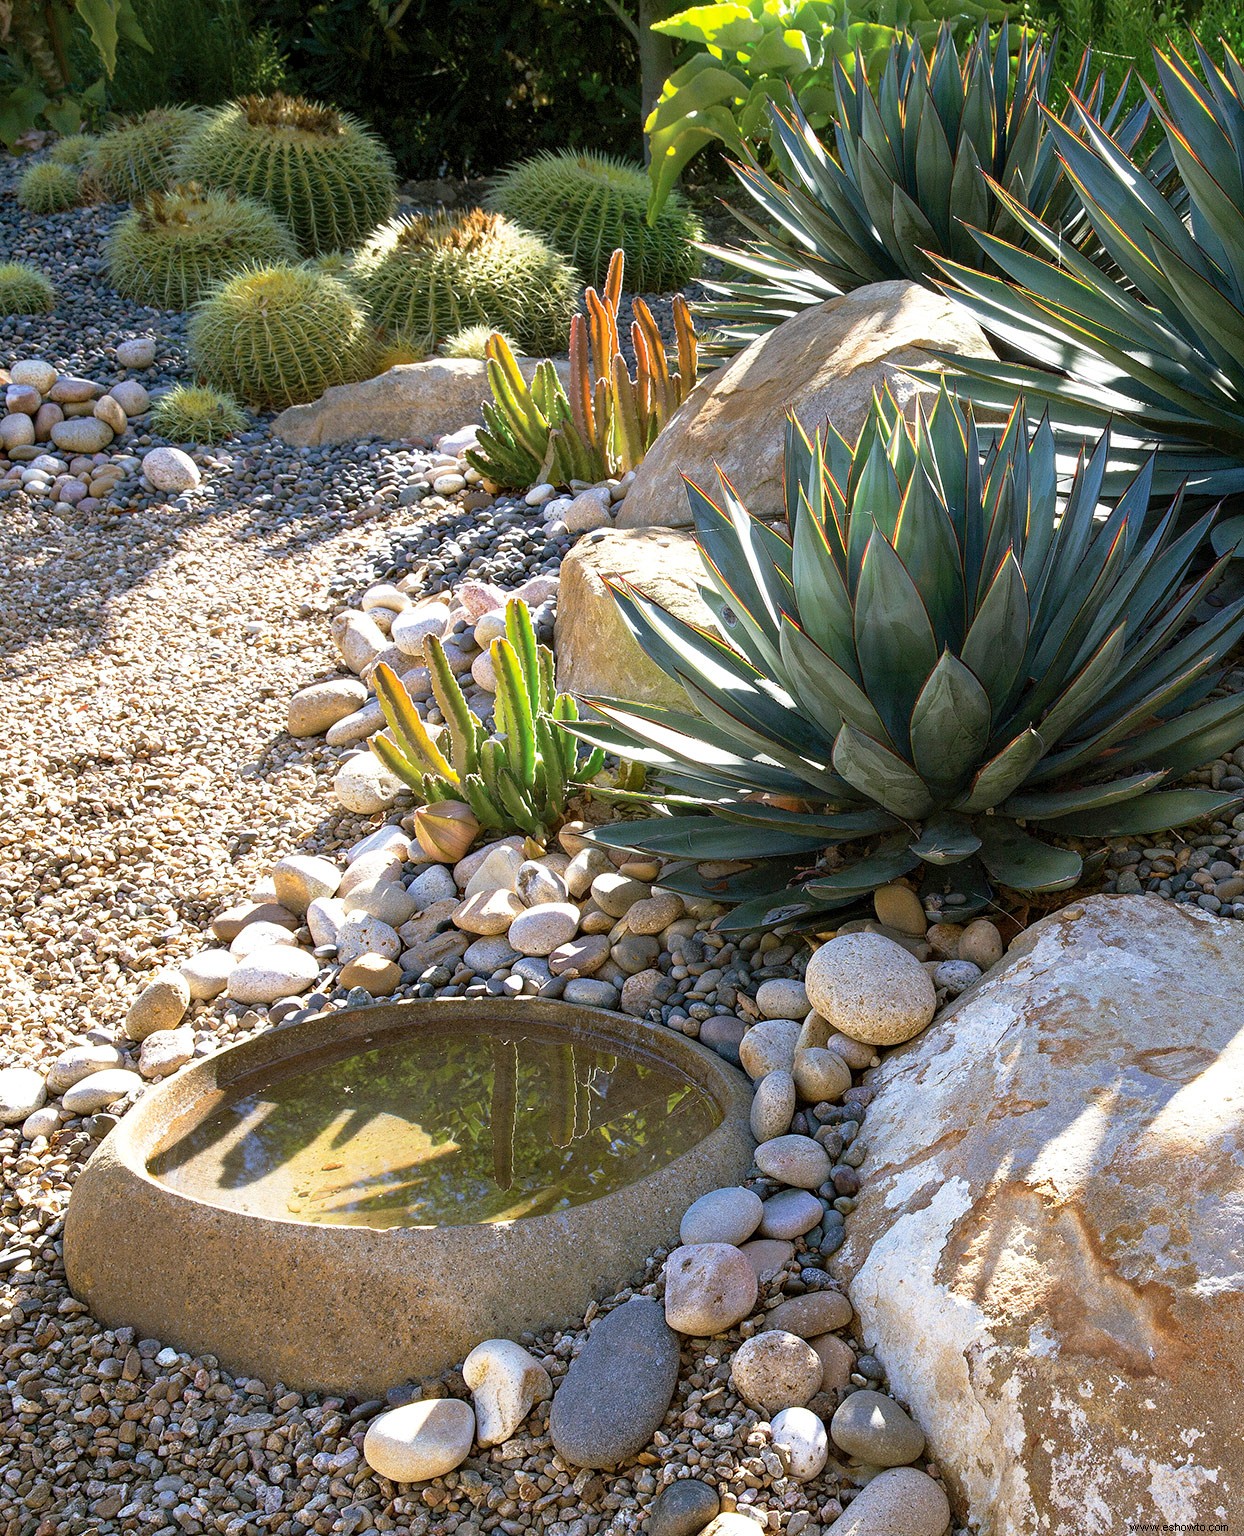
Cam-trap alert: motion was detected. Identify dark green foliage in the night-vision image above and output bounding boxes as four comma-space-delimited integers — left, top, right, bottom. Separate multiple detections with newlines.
101, 0, 285, 114
488, 150, 701, 292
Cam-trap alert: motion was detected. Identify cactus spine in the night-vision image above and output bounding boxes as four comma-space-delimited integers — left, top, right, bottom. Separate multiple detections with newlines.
84, 108, 207, 202
151, 385, 248, 444
0, 263, 55, 315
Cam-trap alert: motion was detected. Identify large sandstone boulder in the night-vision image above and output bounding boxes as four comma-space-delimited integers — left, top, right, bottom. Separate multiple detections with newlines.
271, 356, 570, 448
617, 281, 993, 529
555, 528, 713, 708
836, 895, 1243, 1534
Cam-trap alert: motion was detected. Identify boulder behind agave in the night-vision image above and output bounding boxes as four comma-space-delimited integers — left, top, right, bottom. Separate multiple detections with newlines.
573, 385, 1244, 929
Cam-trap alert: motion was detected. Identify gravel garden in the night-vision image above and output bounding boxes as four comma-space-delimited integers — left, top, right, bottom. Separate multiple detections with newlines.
2, 8, 1243, 1536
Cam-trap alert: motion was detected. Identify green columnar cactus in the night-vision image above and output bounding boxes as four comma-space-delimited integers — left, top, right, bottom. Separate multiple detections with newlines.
487, 150, 702, 291
353, 209, 578, 356
106, 184, 298, 310
371, 598, 605, 839
84, 108, 207, 202
17, 161, 81, 213
177, 93, 397, 255
0, 263, 55, 314
151, 385, 248, 444
188, 263, 375, 410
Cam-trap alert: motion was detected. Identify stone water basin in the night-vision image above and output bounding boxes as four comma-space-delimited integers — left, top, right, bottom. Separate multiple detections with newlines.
65, 998, 754, 1392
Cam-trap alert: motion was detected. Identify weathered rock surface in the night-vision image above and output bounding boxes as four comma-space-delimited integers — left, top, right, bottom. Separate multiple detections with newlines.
272, 357, 569, 448
554, 528, 714, 707
616, 282, 993, 528
836, 895, 1244, 1534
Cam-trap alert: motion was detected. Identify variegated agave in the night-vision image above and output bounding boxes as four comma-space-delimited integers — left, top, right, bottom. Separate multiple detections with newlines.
698, 24, 1166, 356
571, 386, 1244, 930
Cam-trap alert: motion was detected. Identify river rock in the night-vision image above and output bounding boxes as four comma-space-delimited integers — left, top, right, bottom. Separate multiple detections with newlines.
337, 954, 402, 995
272, 854, 342, 914
515, 860, 568, 908
754, 1134, 832, 1189
680, 1186, 764, 1247
824, 1468, 950, 1536
179, 948, 236, 1000
408, 864, 458, 909
830, 1390, 925, 1466
0, 412, 34, 448
755, 978, 808, 1019
739, 1238, 794, 1282
750, 1069, 795, 1141
759, 1188, 823, 1240
463, 843, 525, 897
95, 394, 128, 435
334, 753, 402, 814
648, 1478, 720, 1536
10, 358, 57, 392
616, 281, 993, 529
51, 415, 113, 453
958, 917, 1004, 970
738, 1018, 801, 1080
46, 1043, 125, 1095
455, 889, 523, 936
335, 913, 401, 963
463, 1339, 552, 1447
507, 902, 579, 956
664, 1243, 758, 1335
288, 678, 368, 737
761, 1290, 852, 1339
548, 1297, 680, 1468
363, 1398, 475, 1482
330, 610, 389, 674
138, 1028, 195, 1080
61, 1068, 144, 1114
110, 379, 149, 415
227, 945, 319, 1003
770, 1405, 829, 1482
22, 1105, 60, 1140
0, 1067, 46, 1125
804, 932, 936, 1045
229, 920, 300, 958
792, 1046, 851, 1104
391, 600, 450, 658
836, 895, 1244, 1534
554, 528, 716, 707
729, 1330, 823, 1415
117, 337, 156, 368
810, 1332, 855, 1392
124, 969, 190, 1041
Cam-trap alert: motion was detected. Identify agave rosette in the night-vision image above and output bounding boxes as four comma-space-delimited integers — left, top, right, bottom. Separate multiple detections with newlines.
570, 385, 1244, 930
697, 23, 1166, 354
932, 40, 1244, 499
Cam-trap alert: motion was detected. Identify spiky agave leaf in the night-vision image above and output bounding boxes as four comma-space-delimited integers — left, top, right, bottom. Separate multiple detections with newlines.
699, 24, 1168, 355
571, 385, 1244, 927
932, 40, 1244, 498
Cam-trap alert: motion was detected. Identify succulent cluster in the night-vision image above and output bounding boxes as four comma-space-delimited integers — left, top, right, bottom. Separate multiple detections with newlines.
151, 385, 249, 444
47, 134, 97, 169
372, 599, 604, 842
440, 324, 523, 361
487, 150, 702, 292
17, 161, 81, 213
353, 209, 578, 357
177, 92, 397, 255
188, 263, 375, 410
0, 263, 55, 315
83, 108, 207, 202
578, 386, 1244, 928
469, 250, 697, 488
106, 184, 298, 310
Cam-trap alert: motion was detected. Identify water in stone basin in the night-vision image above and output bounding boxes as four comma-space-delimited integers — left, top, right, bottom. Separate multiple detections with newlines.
149, 1021, 720, 1228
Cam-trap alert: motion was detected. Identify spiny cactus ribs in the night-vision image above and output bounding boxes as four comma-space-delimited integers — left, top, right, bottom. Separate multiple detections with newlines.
106, 184, 298, 310
176, 92, 397, 255
0, 263, 55, 315
188, 263, 375, 409
354, 208, 577, 356
84, 108, 206, 202
152, 385, 248, 444
17, 161, 80, 213
487, 150, 701, 292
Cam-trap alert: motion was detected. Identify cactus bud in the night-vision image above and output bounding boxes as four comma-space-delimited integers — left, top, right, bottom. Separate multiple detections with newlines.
414, 800, 480, 863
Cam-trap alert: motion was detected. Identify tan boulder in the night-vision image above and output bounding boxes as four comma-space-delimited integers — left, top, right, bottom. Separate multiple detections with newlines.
617, 281, 993, 529
271, 356, 570, 448
555, 527, 714, 707
835, 894, 1243, 1533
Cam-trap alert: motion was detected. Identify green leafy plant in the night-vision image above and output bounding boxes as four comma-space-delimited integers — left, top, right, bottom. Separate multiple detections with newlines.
105, 0, 286, 116
570, 385, 1244, 930
188, 262, 375, 409
353, 209, 578, 356
82, 105, 205, 200
176, 91, 397, 255
487, 149, 701, 291
643, 0, 1013, 219
106, 183, 297, 309
370, 598, 605, 840
151, 384, 248, 442
17, 158, 81, 210
931, 39, 1244, 501
699, 23, 1163, 353
0, 0, 148, 149
439, 323, 523, 360
468, 249, 698, 488
0, 261, 55, 313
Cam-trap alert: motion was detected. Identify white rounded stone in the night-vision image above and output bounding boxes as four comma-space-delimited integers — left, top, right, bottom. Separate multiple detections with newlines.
804, 932, 937, 1046
335, 913, 401, 963
227, 945, 320, 1004
463, 843, 525, 897
179, 948, 236, 1000
46, 1043, 124, 1095
792, 1047, 852, 1105
770, 1405, 829, 1481
116, 337, 156, 368
61, 1068, 145, 1115
729, 1330, 822, 1416
0, 1066, 47, 1125
753, 1134, 832, 1190
22, 1105, 61, 1141
124, 969, 190, 1041
463, 1339, 552, 1447
138, 1028, 195, 1079
664, 1243, 758, 1336
334, 753, 403, 814
272, 854, 342, 915
10, 359, 57, 392
390, 601, 451, 658
507, 903, 580, 956
750, 1069, 796, 1142
306, 897, 348, 948
142, 446, 200, 492
680, 1187, 764, 1247
288, 678, 368, 737
738, 1018, 801, 1081
229, 921, 300, 958
821, 1467, 949, 1536
363, 1398, 475, 1482
110, 379, 150, 416
755, 978, 809, 1019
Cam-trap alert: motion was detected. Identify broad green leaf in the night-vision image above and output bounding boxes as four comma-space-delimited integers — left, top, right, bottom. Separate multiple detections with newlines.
961, 550, 1029, 713
853, 531, 939, 749
977, 820, 1082, 893
1003, 770, 1168, 820
908, 814, 981, 864
833, 724, 936, 819
955, 727, 1044, 812
908, 652, 992, 794
805, 838, 923, 896
1037, 789, 1244, 838
652, 4, 765, 49
77, 0, 122, 73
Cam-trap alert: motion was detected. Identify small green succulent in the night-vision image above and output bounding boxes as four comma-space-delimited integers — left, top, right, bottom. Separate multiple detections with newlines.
371, 598, 604, 840
487, 149, 701, 292
0, 263, 55, 315
440, 324, 522, 360
47, 134, 98, 169
151, 385, 248, 444
18, 161, 81, 213
573, 385, 1244, 929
